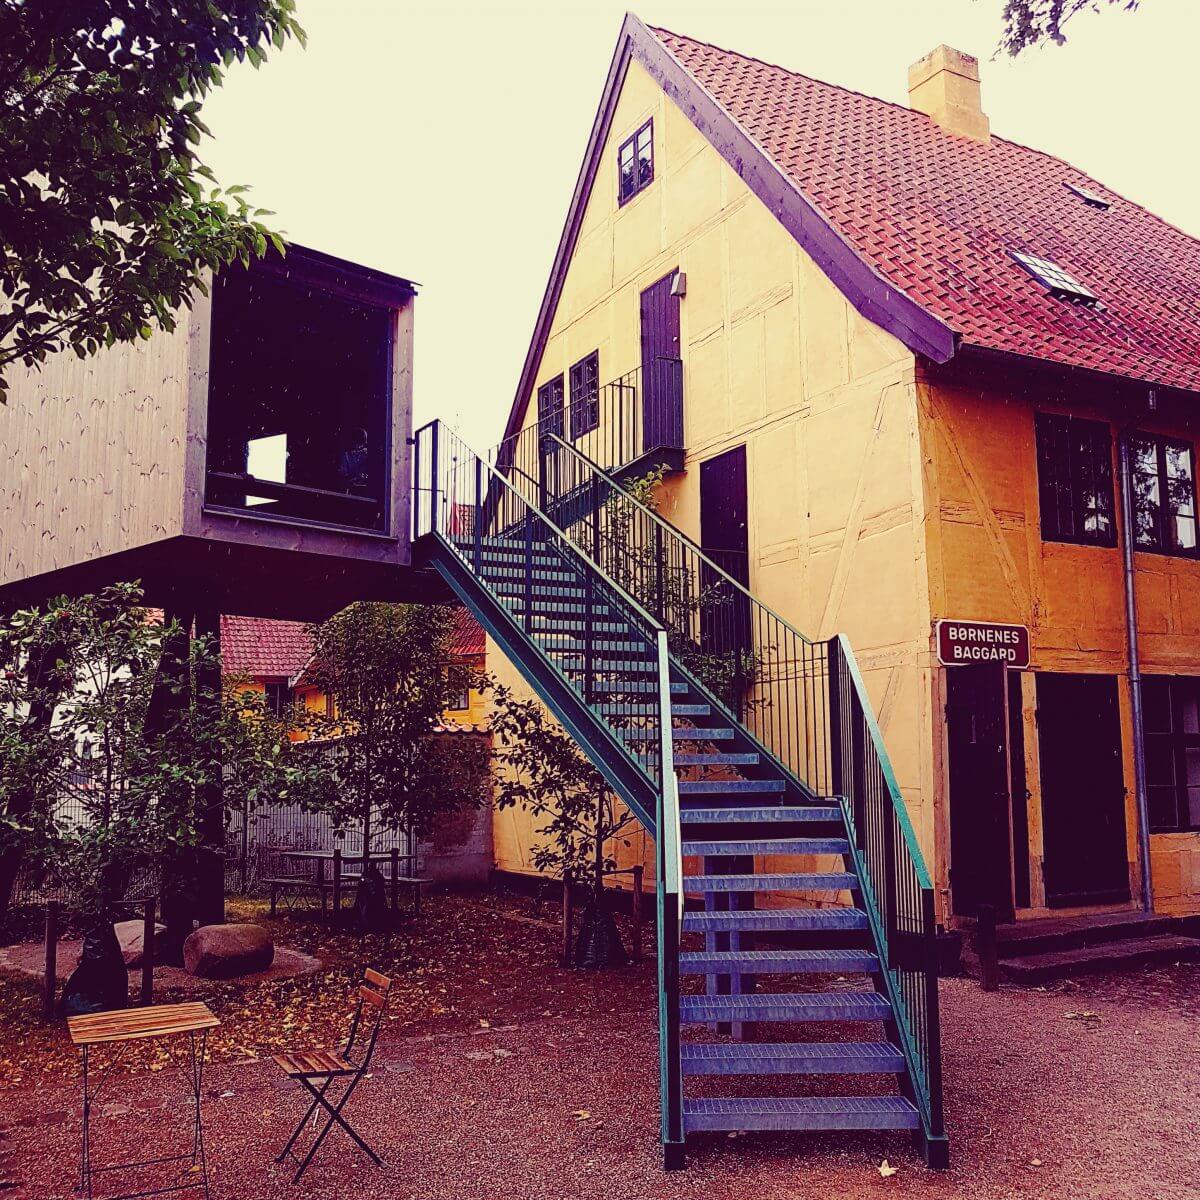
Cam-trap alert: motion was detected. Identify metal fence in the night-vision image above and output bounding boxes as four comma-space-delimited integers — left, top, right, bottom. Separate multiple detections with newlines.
9, 748, 414, 911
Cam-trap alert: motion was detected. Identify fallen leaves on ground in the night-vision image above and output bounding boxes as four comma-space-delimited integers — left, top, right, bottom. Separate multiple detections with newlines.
1064, 1009, 1102, 1024
878, 1160, 899, 1178
0, 890, 655, 1087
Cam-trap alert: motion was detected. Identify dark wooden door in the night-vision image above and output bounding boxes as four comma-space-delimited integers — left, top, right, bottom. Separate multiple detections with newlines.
699, 447, 751, 706
639, 272, 682, 454
1036, 673, 1130, 907
947, 663, 1014, 919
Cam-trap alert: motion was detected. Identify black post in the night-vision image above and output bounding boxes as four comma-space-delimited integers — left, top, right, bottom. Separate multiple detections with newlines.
194, 607, 225, 928
561, 869, 574, 966
827, 638, 843, 799
473, 455, 484, 573
390, 846, 399, 913
429, 421, 441, 535
522, 514, 534, 634
332, 847, 342, 922
631, 865, 644, 962
977, 902, 1000, 992
140, 897, 155, 1006
42, 901, 58, 1020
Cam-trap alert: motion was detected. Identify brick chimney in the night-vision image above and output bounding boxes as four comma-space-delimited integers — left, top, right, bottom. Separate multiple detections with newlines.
907, 45, 990, 143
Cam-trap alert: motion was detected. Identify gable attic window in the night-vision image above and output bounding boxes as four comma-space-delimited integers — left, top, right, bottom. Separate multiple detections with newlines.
1064, 181, 1111, 210
618, 119, 654, 205
1010, 250, 1101, 308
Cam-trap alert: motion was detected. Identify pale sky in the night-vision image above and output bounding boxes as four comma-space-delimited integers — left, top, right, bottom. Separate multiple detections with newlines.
200, 0, 1200, 452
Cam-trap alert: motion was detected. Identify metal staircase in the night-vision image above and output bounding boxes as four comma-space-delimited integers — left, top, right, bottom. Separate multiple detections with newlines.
412, 419, 946, 1170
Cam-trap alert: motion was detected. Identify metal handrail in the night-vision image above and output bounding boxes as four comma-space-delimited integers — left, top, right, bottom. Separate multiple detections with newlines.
415, 418, 687, 1152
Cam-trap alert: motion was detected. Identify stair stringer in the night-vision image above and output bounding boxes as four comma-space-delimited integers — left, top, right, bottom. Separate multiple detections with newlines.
423, 534, 658, 834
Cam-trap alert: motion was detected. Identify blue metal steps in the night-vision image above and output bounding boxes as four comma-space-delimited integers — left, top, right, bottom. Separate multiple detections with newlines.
681, 837, 850, 856
687, 872, 857, 892
683, 908, 869, 934
680, 806, 841, 824
680, 1042, 905, 1075
416, 420, 946, 1170
678, 779, 786, 796
682, 1095, 920, 1133
679, 991, 892, 1023
679, 948, 880, 975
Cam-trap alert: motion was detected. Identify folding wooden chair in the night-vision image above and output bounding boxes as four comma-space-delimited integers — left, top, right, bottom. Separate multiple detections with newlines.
273, 967, 391, 1182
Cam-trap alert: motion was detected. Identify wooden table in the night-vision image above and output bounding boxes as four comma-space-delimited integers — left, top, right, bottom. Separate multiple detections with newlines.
68, 1002, 221, 1200
268, 848, 428, 917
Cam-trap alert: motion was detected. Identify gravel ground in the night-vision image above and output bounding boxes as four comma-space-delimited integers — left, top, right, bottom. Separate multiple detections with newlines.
2, 964, 1199, 1200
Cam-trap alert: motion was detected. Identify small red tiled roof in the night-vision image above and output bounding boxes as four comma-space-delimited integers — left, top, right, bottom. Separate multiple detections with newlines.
220, 616, 313, 680
448, 607, 485, 658
652, 26, 1200, 393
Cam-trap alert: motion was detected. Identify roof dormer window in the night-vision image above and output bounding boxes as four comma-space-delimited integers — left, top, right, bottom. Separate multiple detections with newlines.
1064, 181, 1111, 210
1010, 250, 1102, 308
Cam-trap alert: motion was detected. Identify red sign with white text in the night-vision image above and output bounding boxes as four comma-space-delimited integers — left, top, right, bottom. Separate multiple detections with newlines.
936, 620, 1030, 668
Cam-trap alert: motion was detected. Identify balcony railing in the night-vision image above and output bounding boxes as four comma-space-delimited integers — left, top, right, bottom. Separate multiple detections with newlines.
496, 359, 684, 494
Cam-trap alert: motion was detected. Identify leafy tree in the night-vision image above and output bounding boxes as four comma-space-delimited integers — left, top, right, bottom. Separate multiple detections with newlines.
0, 0, 305, 396
297, 604, 491, 867
997, 0, 1140, 56
490, 685, 638, 966
0, 584, 300, 919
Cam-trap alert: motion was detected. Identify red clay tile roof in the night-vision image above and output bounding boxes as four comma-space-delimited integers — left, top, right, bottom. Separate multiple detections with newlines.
224, 609, 484, 684
652, 26, 1200, 394
448, 607, 485, 658
220, 616, 313, 680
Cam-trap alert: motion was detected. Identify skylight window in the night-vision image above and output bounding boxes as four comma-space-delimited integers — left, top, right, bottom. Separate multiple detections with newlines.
1064, 181, 1111, 210
1010, 250, 1101, 308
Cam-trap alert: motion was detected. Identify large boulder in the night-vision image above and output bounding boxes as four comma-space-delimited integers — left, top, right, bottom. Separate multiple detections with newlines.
183, 923, 274, 980
114, 919, 167, 969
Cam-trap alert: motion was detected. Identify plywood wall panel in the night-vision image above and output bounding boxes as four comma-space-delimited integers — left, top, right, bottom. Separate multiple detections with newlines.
2, 319, 192, 589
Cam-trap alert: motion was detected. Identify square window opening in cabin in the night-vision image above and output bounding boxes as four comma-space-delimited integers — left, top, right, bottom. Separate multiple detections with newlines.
205, 264, 393, 532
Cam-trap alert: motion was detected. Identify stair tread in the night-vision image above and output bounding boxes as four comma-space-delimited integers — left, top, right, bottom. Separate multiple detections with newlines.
678, 780, 786, 794
680, 1041, 905, 1073
682, 1094, 919, 1132
684, 908, 868, 931
679, 991, 892, 1021
681, 806, 840, 823
679, 948, 879, 973
688, 873, 857, 891
682, 837, 850, 855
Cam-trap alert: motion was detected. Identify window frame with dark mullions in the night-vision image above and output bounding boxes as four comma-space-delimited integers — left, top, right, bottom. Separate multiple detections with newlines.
536, 375, 565, 439
617, 118, 654, 205
1129, 432, 1198, 557
568, 351, 600, 440
1034, 412, 1117, 548
1143, 675, 1200, 833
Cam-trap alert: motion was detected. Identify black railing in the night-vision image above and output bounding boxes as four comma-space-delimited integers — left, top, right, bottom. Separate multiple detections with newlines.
489, 430, 943, 1150
414, 418, 685, 1147
498, 431, 835, 796
829, 634, 944, 1156
495, 360, 684, 503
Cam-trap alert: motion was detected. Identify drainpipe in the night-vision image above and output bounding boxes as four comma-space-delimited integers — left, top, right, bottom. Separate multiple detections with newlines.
1117, 414, 1154, 913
